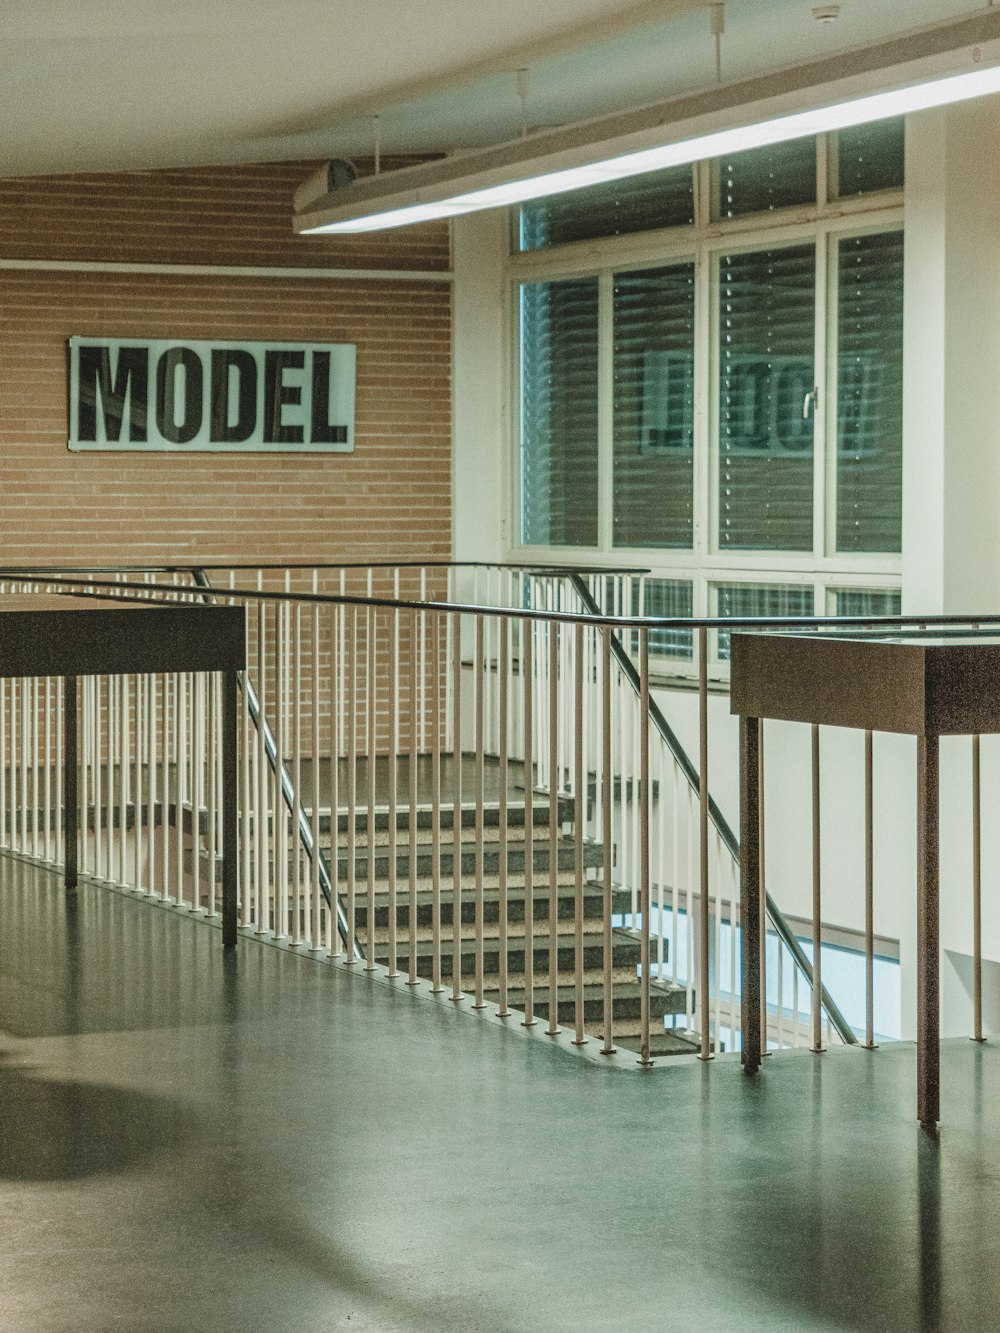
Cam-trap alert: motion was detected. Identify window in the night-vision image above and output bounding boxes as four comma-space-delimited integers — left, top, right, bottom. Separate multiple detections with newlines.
614, 264, 695, 549
716, 139, 817, 219
829, 587, 902, 618
717, 243, 816, 551
835, 231, 904, 553
713, 583, 815, 660
519, 164, 694, 252
630, 578, 693, 659
512, 128, 903, 647
835, 119, 905, 198
520, 277, 599, 546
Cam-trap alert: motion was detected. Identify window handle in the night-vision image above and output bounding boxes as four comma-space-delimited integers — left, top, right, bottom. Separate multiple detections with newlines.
803, 386, 818, 420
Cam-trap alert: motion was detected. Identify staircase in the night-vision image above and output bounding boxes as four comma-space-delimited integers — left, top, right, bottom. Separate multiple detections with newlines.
324, 789, 695, 1056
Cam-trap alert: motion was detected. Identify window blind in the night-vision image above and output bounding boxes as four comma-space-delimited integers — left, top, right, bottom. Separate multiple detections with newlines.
715, 582, 815, 659
717, 138, 816, 219
613, 264, 695, 550
520, 278, 599, 546
836, 230, 904, 554
518, 165, 694, 252
837, 119, 904, 197
718, 243, 816, 552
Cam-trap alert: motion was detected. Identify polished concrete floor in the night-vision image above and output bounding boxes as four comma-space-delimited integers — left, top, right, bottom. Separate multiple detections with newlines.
1, 856, 999, 1332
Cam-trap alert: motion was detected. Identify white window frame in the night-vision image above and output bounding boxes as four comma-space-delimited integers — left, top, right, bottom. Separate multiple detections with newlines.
507, 141, 904, 651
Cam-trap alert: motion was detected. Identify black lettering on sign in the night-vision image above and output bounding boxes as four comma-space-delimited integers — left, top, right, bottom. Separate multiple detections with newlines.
210, 349, 257, 443
155, 347, 203, 444
77, 345, 149, 442
264, 350, 305, 444
310, 351, 348, 444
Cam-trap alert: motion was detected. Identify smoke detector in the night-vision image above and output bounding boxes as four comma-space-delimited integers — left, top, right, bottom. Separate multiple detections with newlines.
812, 5, 840, 21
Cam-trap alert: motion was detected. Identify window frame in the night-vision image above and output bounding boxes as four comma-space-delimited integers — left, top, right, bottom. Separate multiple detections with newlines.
507, 144, 903, 655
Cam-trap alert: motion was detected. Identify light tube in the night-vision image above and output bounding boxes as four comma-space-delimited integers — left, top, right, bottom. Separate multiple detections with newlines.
299, 58, 1000, 235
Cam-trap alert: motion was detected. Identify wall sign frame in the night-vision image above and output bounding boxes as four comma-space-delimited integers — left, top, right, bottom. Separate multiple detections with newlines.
68, 336, 356, 453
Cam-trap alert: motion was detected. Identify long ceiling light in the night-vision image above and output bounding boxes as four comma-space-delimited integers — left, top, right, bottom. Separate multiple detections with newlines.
294, 11, 1000, 235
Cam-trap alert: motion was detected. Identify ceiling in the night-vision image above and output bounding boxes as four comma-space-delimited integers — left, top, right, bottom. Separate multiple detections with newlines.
0, 0, 982, 178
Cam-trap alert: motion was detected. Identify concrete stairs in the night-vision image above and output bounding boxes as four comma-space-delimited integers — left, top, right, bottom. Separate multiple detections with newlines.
324, 792, 693, 1056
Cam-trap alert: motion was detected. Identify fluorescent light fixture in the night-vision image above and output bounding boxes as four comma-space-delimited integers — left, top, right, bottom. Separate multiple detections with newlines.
294, 12, 1000, 235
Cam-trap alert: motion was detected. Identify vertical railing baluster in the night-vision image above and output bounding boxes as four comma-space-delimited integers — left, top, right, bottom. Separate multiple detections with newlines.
161, 673, 170, 900
473, 614, 485, 1009
256, 603, 269, 933
328, 600, 339, 955
346, 605, 358, 962
56, 676, 63, 869
811, 724, 824, 1053
601, 628, 615, 1054
366, 605, 377, 972
21, 676, 30, 854
547, 622, 559, 1038
451, 610, 463, 1003
292, 604, 303, 945
44, 677, 52, 863
192, 672, 203, 908
387, 602, 399, 978
758, 719, 767, 1056
311, 597, 321, 952
208, 674, 217, 917
698, 626, 711, 1061
31, 677, 39, 861
573, 621, 585, 1046
275, 609, 287, 939
408, 608, 419, 987
522, 618, 535, 1028
497, 616, 509, 1018
431, 611, 443, 993
865, 729, 877, 1049
174, 673, 185, 905
639, 627, 652, 1067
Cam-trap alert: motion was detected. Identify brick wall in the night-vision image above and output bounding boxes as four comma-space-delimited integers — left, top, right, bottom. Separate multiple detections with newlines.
0, 160, 452, 568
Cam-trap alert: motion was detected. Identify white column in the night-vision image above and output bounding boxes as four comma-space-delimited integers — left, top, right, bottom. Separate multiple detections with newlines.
901, 96, 1000, 1039
451, 211, 508, 565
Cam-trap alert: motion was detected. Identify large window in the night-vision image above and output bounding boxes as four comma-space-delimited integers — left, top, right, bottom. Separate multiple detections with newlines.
513, 125, 904, 650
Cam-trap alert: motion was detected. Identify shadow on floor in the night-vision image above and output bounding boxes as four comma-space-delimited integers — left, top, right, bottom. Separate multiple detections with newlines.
0, 1049, 189, 1182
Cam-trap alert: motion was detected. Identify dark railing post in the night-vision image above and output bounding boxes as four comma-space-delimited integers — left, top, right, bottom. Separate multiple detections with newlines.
740, 712, 762, 1073
63, 675, 78, 893
221, 668, 239, 950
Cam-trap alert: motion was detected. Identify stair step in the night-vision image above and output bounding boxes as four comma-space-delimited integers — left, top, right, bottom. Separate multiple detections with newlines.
369, 933, 645, 980
320, 795, 575, 837
499, 979, 688, 1023
349, 885, 633, 929
327, 841, 604, 882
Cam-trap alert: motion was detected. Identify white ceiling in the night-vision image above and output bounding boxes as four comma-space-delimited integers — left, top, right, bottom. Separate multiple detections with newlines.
0, 0, 981, 177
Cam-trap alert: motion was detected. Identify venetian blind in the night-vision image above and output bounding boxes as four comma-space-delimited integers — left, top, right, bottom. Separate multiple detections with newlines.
718, 243, 816, 551
836, 230, 904, 554
518, 165, 694, 251
520, 277, 599, 546
613, 263, 695, 550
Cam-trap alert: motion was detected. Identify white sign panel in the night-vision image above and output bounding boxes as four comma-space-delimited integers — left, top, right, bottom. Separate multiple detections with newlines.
68, 337, 355, 453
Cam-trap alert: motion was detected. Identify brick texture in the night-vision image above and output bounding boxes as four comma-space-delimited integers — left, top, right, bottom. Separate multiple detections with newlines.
0, 160, 452, 569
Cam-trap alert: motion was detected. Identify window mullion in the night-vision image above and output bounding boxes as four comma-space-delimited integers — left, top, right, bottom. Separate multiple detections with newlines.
597, 269, 614, 553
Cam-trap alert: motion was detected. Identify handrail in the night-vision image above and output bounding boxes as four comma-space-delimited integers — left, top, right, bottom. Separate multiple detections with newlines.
189, 569, 360, 961
567, 572, 858, 1047
7, 568, 998, 636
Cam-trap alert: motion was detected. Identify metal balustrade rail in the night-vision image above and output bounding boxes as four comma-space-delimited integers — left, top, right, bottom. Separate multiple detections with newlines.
0, 563, 997, 1063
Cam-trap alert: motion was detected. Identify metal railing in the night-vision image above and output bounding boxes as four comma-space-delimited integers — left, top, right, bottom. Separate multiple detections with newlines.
0, 563, 995, 1063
